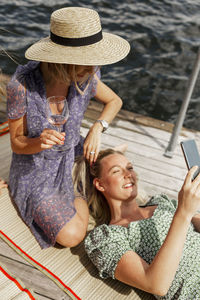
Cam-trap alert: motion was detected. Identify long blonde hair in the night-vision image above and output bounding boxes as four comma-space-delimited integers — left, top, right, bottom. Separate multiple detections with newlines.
72, 149, 145, 226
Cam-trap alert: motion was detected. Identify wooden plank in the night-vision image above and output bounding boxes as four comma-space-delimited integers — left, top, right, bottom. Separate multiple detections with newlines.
0, 239, 26, 264
137, 181, 178, 201
124, 150, 186, 180
1, 101, 200, 299
80, 126, 186, 168
82, 117, 198, 157
85, 101, 199, 140
136, 167, 183, 194
84, 111, 174, 143
0, 240, 70, 300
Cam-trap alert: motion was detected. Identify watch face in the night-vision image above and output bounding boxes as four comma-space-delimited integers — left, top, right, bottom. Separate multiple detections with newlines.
102, 120, 108, 130
96, 120, 108, 132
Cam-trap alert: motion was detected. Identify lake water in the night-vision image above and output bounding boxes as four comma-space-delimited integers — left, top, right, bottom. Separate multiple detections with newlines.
0, 0, 200, 129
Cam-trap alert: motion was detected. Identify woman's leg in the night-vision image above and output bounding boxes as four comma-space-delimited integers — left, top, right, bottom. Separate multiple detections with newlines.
56, 196, 89, 247
34, 196, 89, 248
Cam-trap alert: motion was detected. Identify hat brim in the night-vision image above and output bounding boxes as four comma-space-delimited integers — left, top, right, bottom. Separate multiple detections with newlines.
25, 32, 130, 66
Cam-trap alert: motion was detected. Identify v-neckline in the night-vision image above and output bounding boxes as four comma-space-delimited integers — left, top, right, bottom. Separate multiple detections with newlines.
108, 204, 159, 228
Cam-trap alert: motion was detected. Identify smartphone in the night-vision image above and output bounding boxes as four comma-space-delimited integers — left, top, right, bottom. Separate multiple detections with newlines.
180, 139, 200, 180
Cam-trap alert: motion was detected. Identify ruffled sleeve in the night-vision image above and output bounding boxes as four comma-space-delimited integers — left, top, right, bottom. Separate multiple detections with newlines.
84, 224, 132, 279
147, 193, 177, 206
7, 77, 26, 119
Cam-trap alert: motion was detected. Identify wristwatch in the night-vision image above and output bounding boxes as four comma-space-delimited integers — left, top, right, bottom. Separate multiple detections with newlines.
95, 119, 109, 132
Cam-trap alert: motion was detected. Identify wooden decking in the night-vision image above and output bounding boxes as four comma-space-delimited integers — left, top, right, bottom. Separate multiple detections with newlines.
1, 100, 200, 299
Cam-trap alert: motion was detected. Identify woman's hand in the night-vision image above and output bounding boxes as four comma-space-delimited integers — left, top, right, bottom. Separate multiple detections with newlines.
0, 178, 8, 195
83, 75, 123, 165
83, 122, 102, 165
9, 115, 66, 154
178, 166, 200, 219
9, 117, 65, 154
40, 128, 65, 149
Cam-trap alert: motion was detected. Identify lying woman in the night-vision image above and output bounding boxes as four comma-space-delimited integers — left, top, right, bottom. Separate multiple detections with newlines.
73, 149, 200, 299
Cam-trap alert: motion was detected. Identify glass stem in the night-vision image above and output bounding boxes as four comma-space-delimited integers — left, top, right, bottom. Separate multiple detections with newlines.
57, 125, 62, 133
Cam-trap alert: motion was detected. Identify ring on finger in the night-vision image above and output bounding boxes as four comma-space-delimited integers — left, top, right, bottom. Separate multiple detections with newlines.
90, 151, 95, 155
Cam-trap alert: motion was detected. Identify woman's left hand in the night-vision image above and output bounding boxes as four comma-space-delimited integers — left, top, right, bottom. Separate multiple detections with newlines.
83, 122, 102, 165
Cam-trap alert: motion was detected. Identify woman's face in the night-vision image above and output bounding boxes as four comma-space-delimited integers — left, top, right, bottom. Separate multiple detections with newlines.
75, 65, 97, 83
96, 153, 138, 202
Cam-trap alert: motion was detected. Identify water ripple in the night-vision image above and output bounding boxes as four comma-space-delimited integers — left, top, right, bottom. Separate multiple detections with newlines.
0, 0, 200, 129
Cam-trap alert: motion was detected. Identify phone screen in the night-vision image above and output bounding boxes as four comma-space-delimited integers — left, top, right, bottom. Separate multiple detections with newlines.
181, 139, 200, 180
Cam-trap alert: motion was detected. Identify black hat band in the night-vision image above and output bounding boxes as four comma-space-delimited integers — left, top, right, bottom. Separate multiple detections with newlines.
50, 30, 103, 47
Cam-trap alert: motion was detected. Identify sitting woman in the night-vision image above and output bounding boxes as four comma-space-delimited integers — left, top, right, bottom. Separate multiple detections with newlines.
6, 7, 129, 249
74, 149, 200, 299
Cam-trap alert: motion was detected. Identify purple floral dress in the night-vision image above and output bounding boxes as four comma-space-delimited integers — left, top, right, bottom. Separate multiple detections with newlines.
7, 61, 98, 249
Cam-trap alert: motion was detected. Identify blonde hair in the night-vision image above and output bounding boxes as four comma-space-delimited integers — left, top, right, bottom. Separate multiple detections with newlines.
0, 72, 9, 102
47, 63, 71, 85
72, 149, 145, 226
46, 63, 96, 95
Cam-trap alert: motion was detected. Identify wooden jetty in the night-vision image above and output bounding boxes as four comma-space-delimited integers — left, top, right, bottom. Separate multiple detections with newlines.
1, 100, 200, 299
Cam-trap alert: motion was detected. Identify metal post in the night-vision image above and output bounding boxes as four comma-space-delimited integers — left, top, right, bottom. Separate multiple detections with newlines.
164, 48, 200, 158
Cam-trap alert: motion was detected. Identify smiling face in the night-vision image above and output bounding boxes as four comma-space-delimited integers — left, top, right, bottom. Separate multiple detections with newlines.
94, 153, 138, 202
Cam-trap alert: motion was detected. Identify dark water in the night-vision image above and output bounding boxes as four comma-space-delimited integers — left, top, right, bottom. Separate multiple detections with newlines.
0, 0, 200, 129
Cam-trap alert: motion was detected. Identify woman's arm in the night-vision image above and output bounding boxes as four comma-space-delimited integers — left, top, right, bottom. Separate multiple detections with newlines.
115, 210, 190, 296
84, 75, 122, 164
7, 78, 65, 154
115, 167, 200, 296
9, 116, 65, 154
94, 75, 123, 123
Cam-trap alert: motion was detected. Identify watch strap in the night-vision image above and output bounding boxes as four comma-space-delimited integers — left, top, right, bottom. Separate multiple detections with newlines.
95, 119, 108, 132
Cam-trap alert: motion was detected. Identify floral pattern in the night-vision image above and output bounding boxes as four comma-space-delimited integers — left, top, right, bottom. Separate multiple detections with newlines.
85, 194, 200, 299
7, 61, 98, 249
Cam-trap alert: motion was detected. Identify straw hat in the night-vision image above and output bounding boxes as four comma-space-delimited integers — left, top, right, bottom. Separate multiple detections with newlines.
25, 7, 130, 66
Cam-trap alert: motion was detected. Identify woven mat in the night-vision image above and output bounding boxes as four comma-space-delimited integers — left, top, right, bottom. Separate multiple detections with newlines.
0, 260, 36, 299
0, 122, 9, 137
0, 189, 155, 300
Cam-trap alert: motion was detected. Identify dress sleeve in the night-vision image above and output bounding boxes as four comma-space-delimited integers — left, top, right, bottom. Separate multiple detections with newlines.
147, 193, 177, 207
89, 68, 101, 98
7, 77, 26, 119
159, 194, 178, 209
84, 224, 132, 279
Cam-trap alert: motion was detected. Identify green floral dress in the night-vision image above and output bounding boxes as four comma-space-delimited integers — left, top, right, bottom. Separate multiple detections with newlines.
84, 194, 200, 299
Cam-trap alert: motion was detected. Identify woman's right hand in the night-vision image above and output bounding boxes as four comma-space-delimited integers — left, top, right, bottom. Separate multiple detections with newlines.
178, 166, 200, 219
39, 128, 65, 150
9, 117, 66, 154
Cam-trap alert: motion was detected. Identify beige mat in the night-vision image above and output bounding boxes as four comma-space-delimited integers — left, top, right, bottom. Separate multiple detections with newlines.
0, 189, 155, 300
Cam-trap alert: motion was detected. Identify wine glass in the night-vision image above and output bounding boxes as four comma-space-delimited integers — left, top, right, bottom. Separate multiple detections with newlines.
46, 95, 69, 151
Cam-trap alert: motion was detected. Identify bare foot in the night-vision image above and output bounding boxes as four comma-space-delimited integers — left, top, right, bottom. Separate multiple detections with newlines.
114, 143, 128, 153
